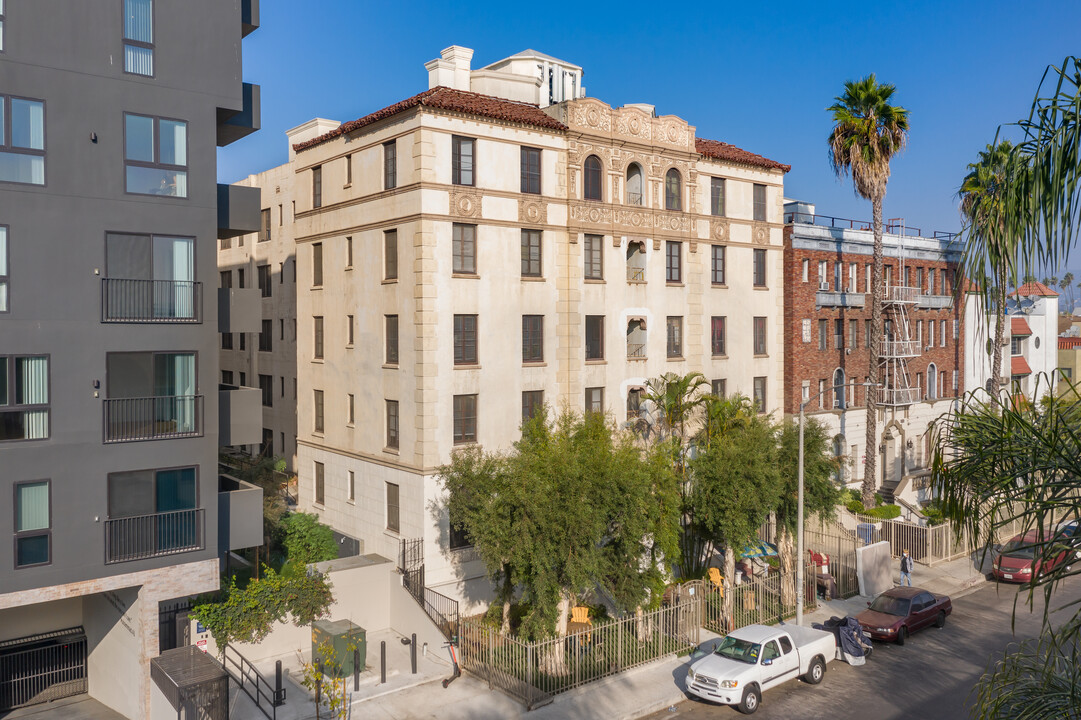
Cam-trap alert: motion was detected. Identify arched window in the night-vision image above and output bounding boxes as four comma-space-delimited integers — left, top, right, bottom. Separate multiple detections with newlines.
583, 155, 603, 201
833, 368, 846, 409
665, 168, 681, 211
927, 363, 937, 400
626, 163, 644, 206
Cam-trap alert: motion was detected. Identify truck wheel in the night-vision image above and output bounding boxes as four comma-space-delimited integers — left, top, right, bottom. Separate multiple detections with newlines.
803, 657, 825, 685
935, 611, 946, 628
896, 626, 907, 646
738, 685, 761, 715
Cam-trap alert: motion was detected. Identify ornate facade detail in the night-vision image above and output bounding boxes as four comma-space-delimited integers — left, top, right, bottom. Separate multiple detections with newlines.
518, 199, 547, 225
654, 212, 691, 233
612, 208, 652, 230
615, 110, 653, 141
450, 189, 481, 218
752, 223, 770, 245
711, 219, 730, 241
570, 102, 613, 133
569, 202, 613, 225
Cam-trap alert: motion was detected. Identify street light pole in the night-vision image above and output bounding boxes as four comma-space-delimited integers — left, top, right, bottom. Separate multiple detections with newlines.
796, 381, 876, 627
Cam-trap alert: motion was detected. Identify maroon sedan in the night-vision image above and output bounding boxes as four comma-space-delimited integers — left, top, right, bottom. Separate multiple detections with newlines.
856, 587, 952, 645
992, 530, 1080, 583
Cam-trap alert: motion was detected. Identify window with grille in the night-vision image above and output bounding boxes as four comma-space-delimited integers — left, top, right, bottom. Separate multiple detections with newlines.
384, 140, 397, 189
386, 400, 399, 449
312, 166, 322, 208
584, 234, 603, 279
711, 245, 726, 285
753, 249, 767, 287
453, 394, 477, 444
313, 317, 323, 359
452, 224, 476, 275
452, 136, 475, 186
753, 317, 767, 355
667, 316, 683, 358
521, 147, 541, 194
666, 242, 682, 283
521, 230, 542, 277
385, 315, 398, 364
585, 316, 604, 360
711, 316, 726, 356
454, 315, 478, 365
522, 315, 543, 363
711, 177, 726, 216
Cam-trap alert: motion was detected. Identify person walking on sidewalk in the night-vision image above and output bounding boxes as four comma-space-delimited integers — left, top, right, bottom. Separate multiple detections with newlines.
899, 549, 914, 586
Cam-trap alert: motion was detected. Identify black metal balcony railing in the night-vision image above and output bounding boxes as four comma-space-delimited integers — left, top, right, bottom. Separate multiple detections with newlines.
103, 395, 204, 443
104, 508, 205, 564
101, 279, 202, 323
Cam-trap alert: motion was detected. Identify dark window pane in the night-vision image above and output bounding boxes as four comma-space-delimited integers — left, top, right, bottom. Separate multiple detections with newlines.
384, 141, 397, 189
711, 316, 725, 356
453, 394, 477, 444
386, 482, 400, 531
753, 184, 767, 221
16, 534, 50, 566
585, 316, 604, 360
385, 315, 399, 364
522, 315, 543, 363
711, 177, 726, 216
521, 147, 541, 194
386, 400, 399, 449
312, 243, 323, 286
522, 390, 543, 422
584, 155, 602, 201
666, 242, 681, 283
665, 169, 681, 210
453, 136, 474, 186
454, 314, 478, 365
584, 234, 603, 279
385, 230, 398, 280
667, 316, 682, 358
711, 245, 726, 284
453, 224, 476, 274
521, 230, 542, 277
312, 166, 322, 208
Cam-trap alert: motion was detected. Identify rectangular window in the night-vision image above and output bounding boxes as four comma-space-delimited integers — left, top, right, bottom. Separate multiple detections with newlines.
818, 260, 828, 284
753, 184, 767, 222
849, 319, 859, 348
585, 315, 605, 360
753, 248, 767, 287
259, 319, 272, 352
280, 319, 284, 340
454, 314, 478, 365
219, 270, 232, 289
917, 267, 924, 291
711, 316, 726, 356
941, 319, 948, 346
344, 153, 352, 186
666, 241, 682, 283
453, 394, 477, 444
385, 315, 399, 364
347, 315, 354, 346
584, 234, 603, 280
953, 319, 959, 340
585, 387, 604, 414
865, 264, 872, 293
313, 390, 324, 433
386, 400, 399, 449
0, 0, 4, 53
312, 243, 323, 287
865, 319, 872, 347
712, 379, 726, 397
345, 236, 353, 268
312, 166, 322, 208
124, 113, 186, 196
0, 226, 7, 311
257, 264, 271, 298
848, 263, 857, 292
818, 320, 828, 350
710, 177, 726, 216
904, 266, 912, 288
1, 356, 50, 441
834, 262, 842, 291
1011, 337, 1022, 356
667, 316, 683, 358
928, 268, 936, 293
221, 370, 234, 385
753, 377, 767, 412
522, 315, 544, 363
521, 229, 542, 277
449, 510, 472, 550
835, 319, 844, 349
221, 333, 233, 350
313, 316, 324, 359
384, 140, 397, 190
711, 245, 726, 285
259, 208, 271, 243
123, 0, 154, 76
348, 471, 355, 502
521, 146, 541, 194
522, 390, 543, 422
386, 482, 400, 532
452, 224, 476, 275
452, 136, 475, 186
314, 462, 325, 505
753, 317, 767, 355
801, 258, 809, 283
14, 480, 50, 567
240, 333, 246, 351
258, 374, 272, 407
384, 230, 397, 280
240, 372, 246, 386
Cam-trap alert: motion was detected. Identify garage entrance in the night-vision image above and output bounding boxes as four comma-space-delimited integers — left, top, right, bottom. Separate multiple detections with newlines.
0, 627, 88, 711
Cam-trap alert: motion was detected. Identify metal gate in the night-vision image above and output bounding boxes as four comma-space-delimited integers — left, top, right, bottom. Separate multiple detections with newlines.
159, 598, 193, 652
0, 627, 88, 711
399, 537, 424, 602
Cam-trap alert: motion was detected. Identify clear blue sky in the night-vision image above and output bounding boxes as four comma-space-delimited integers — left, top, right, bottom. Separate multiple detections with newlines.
220, 0, 1081, 280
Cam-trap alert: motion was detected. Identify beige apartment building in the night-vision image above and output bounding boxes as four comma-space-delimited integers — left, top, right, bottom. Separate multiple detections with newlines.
229, 46, 789, 610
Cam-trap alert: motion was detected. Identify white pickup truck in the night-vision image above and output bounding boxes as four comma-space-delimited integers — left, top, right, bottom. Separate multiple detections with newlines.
686, 624, 836, 714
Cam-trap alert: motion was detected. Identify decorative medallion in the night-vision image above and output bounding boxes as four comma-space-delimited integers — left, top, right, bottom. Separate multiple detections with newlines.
451, 190, 481, 218
752, 224, 769, 245
711, 220, 729, 241
629, 116, 641, 134
518, 199, 547, 225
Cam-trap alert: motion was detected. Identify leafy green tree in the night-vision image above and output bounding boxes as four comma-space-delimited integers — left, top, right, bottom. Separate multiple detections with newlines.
643, 371, 709, 444
440, 408, 680, 666
283, 512, 338, 567
827, 74, 910, 507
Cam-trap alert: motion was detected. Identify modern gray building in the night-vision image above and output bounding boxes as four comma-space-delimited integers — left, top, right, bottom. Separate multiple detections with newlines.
0, 1, 263, 717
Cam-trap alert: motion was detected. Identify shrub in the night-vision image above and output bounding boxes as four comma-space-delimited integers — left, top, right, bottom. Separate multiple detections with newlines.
921, 502, 948, 526
864, 504, 902, 520
846, 499, 866, 514
283, 512, 338, 567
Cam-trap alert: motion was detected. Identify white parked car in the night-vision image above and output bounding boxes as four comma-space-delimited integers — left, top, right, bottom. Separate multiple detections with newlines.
686, 624, 836, 714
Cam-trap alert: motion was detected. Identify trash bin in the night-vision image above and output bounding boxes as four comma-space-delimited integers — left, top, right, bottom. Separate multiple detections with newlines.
857, 523, 879, 547
312, 620, 366, 678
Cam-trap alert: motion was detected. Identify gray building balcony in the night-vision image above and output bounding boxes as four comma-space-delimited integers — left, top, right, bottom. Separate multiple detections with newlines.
218, 287, 261, 334
916, 293, 954, 310
218, 474, 263, 552
104, 508, 205, 564
217, 183, 260, 239
101, 278, 203, 323
242, 0, 260, 37
815, 289, 866, 308
103, 396, 204, 443
217, 83, 261, 147
219, 384, 261, 447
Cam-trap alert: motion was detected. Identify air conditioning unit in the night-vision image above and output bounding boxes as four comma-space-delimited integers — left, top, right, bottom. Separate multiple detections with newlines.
819, 282, 830, 291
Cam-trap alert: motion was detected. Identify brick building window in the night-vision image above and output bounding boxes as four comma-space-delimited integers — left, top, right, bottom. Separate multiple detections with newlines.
818, 320, 828, 350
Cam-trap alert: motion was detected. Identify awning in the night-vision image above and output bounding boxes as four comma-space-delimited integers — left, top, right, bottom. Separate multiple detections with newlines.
1011, 356, 1032, 376
1010, 317, 1032, 336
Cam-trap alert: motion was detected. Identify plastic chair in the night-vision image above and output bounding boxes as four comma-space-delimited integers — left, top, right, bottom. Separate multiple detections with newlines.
708, 568, 726, 598
570, 606, 593, 649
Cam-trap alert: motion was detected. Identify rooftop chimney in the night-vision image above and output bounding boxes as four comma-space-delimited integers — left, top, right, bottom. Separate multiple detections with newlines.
425, 45, 473, 91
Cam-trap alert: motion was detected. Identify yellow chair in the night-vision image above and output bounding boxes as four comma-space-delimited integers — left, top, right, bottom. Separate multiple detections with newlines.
570, 606, 593, 648
708, 568, 725, 598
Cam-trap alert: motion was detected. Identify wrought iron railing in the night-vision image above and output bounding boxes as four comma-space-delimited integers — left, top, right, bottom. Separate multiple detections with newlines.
104, 508, 204, 563
627, 343, 646, 359
881, 339, 921, 357
103, 395, 203, 442
101, 278, 202, 323
784, 211, 960, 241
626, 265, 645, 282
0, 629, 87, 711
222, 644, 286, 719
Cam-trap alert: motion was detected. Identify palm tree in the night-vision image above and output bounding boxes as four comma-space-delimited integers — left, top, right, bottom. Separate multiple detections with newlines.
1060, 272, 1073, 312
643, 371, 709, 444
827, 74, 909, 507
959, 141, 1022, 398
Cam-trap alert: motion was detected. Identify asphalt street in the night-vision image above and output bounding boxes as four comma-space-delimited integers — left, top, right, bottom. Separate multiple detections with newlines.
641, 575, 1081, 720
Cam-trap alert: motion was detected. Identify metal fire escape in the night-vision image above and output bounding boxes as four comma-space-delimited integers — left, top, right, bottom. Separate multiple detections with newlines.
879, 282, 920, 406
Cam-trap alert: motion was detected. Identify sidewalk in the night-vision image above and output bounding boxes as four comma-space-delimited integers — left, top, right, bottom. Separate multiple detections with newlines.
233, 553, 992, 720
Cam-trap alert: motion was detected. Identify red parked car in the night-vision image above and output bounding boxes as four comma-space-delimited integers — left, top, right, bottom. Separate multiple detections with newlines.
855, 587, 952, 645
992, 529, 1080, 583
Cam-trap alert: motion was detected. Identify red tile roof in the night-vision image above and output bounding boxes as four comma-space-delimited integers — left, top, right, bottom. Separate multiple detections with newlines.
1011, 281, 1059, 297
1060, 337, 1081, 350
1011, 356, 1033, 376
695, 138, 791, 173
1010, 317, 1032, 336
293, 87, 569, 153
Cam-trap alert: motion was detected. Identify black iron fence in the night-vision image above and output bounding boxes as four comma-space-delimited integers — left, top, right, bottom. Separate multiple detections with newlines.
103, 395, 204, 442
221, 644, 286, 720
105, 508, 204, 563
0, 628, 87, 711
101, 278, 202, 323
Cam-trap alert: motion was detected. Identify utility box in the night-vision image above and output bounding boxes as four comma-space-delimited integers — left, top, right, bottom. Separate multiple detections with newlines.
312, 620, 365, 678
